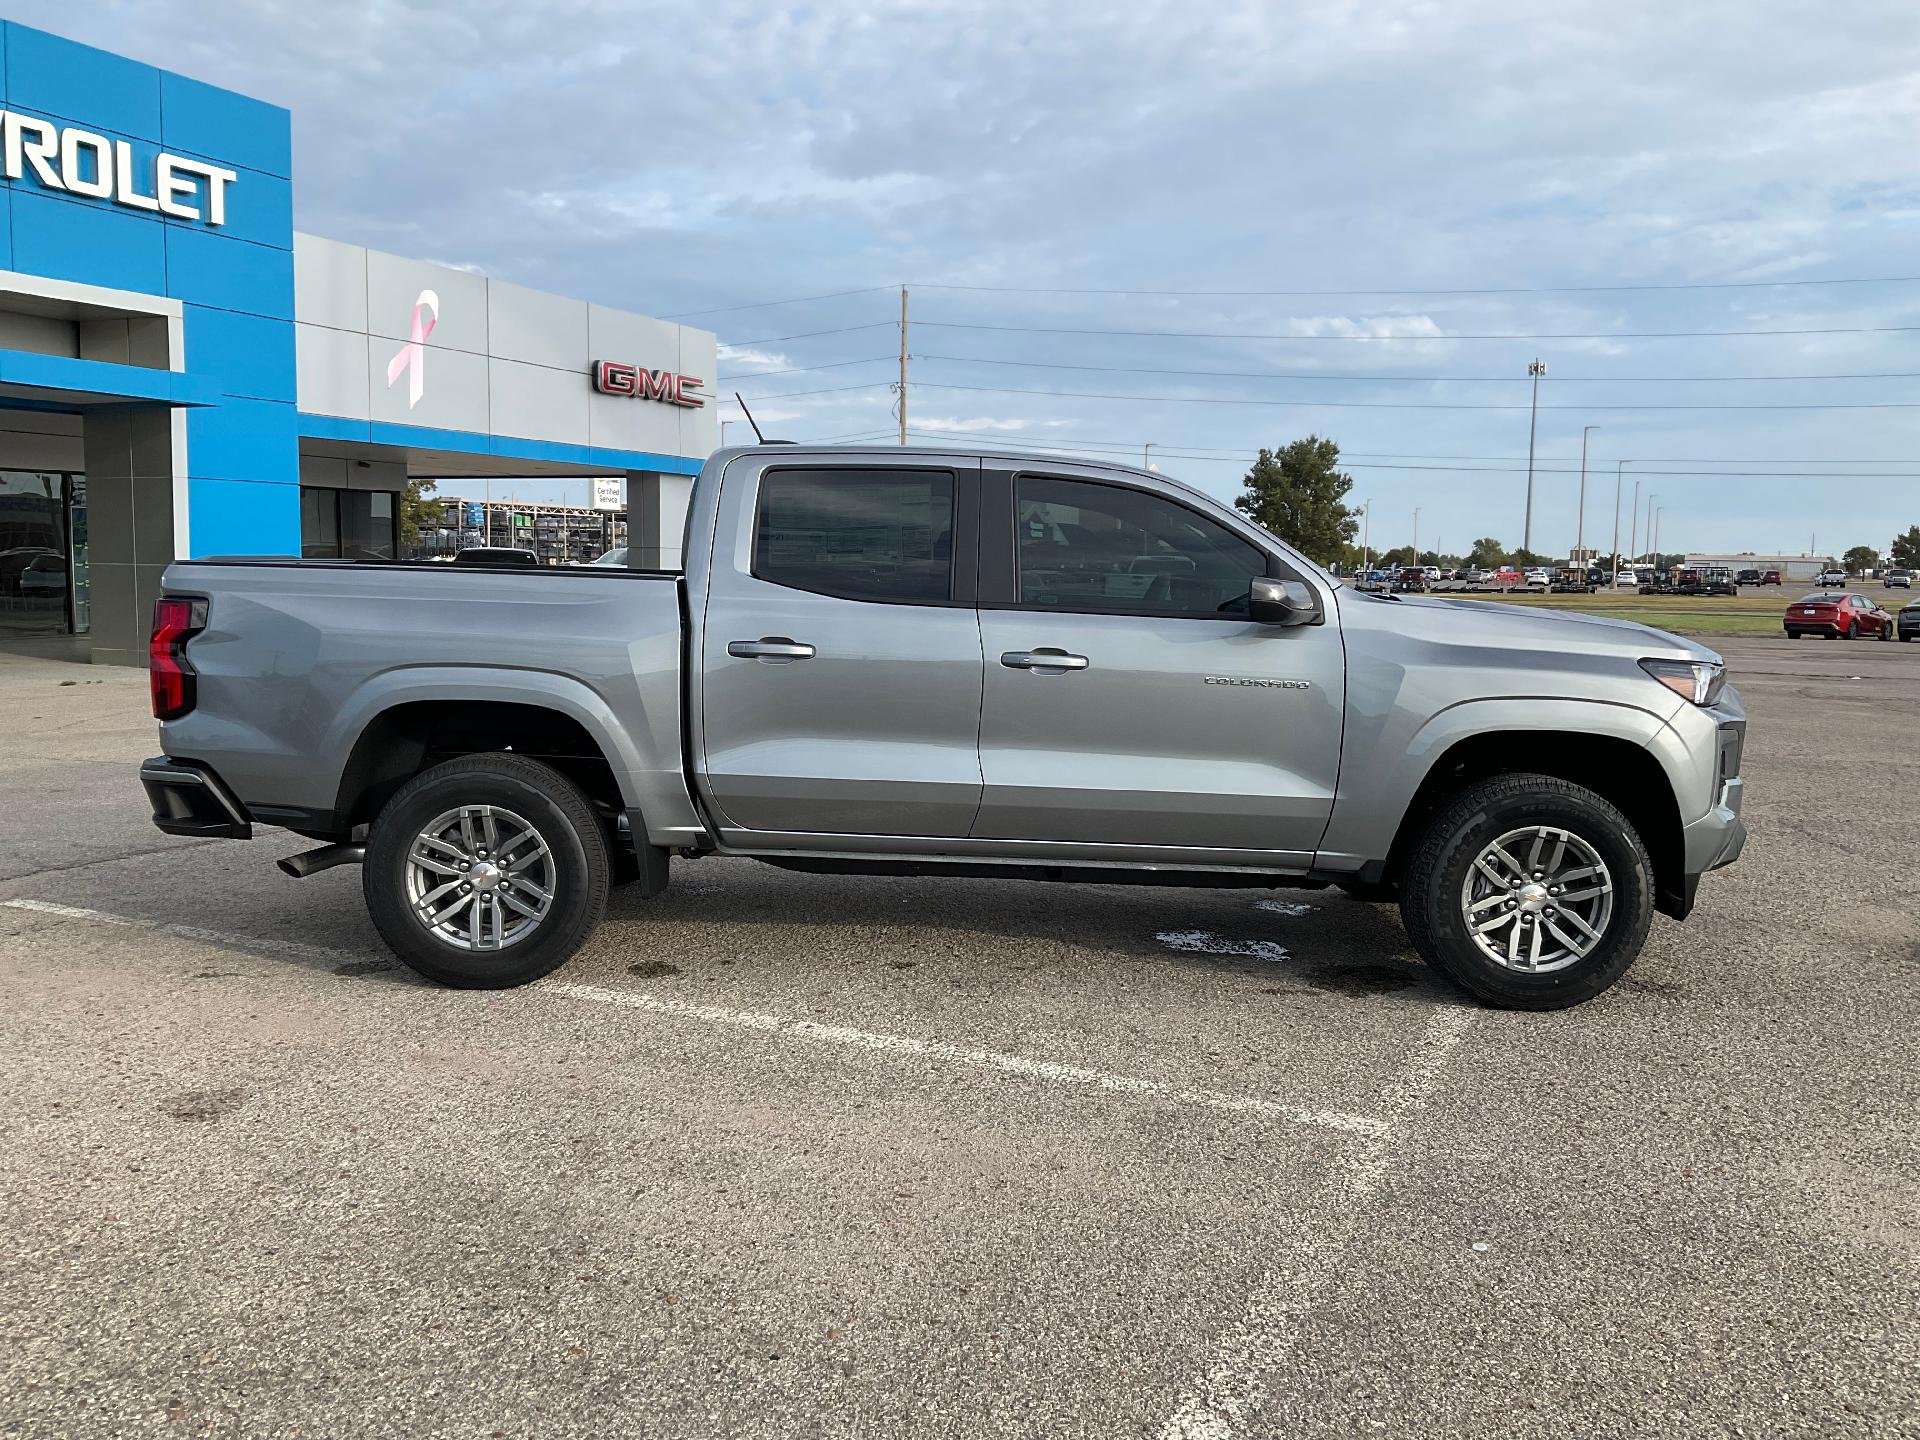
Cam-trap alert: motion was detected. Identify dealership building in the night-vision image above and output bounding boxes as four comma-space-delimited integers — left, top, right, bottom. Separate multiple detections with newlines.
0, 20, 716, 663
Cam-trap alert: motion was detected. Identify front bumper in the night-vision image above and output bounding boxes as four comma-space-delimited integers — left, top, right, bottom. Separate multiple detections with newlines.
1683, 779, 1746, 875
141, 757, 253, 839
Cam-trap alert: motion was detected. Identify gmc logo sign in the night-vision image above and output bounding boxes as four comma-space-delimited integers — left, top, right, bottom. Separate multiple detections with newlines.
593, 361, 706, 408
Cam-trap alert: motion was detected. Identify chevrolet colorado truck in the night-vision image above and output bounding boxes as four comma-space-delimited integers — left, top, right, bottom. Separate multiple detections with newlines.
141, 445, 1746, 1009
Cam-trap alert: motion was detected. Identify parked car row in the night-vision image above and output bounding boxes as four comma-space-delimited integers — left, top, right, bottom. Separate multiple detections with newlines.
1356, 564, 1605, 594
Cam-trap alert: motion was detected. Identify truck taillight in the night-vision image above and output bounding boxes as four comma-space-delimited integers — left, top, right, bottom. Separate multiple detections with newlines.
150, 597, 208, 720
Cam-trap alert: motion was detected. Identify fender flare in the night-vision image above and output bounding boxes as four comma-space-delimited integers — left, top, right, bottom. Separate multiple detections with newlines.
322, 665, 652, 815
1317, 695, 1690, 869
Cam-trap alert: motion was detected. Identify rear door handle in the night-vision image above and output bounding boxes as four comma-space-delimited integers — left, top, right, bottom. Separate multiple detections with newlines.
1001, 648, 1090, 672
728, 637, 815, 662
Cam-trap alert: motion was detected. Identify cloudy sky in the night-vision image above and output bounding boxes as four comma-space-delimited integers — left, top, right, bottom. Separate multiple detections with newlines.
26, 0, 1920, 557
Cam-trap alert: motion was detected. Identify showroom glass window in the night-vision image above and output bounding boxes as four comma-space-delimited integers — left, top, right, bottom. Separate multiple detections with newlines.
300, 488, 395, 559
1014, 476, 1266, 617
754, 469, 955, 603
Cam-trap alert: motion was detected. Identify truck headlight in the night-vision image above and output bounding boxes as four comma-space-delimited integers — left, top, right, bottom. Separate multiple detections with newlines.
1640, 657, 1726, 706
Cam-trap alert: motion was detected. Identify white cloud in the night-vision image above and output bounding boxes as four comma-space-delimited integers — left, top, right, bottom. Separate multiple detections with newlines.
15, 0, 1919, 550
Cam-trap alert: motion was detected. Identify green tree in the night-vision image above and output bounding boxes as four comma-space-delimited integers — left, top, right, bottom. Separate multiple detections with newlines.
399, 477, 446, 552
1466, 536, 1507, 567
1233, 436, 1360, 566
1888, 526, 1920, 569
1842, 544, 1881, 575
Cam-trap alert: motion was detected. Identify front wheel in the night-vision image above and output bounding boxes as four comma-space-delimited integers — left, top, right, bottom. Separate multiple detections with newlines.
1399, 773, 1654, 1010
362, 753, 610, 988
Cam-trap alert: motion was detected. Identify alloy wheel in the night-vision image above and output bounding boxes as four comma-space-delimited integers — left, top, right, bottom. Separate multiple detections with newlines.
404, 804, 555, 951
1459, 825, 1615, 974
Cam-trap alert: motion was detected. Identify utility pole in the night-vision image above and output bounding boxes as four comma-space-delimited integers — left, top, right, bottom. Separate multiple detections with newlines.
1143, 442, 1154, 471
1611, 460, 1630, 582
1629, 477, 1640, 562
1413, 506, 1421, 562
1522, 358, 1546, 553
1361, 499, 1372, 577
1644, 492, 1658, 564
1577, 424, 1598, 565
896, 286, 909, 446
1653, 506, 1664, 563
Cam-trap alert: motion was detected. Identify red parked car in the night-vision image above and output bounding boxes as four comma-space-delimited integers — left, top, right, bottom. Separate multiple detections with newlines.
1784, 592, 1894, 640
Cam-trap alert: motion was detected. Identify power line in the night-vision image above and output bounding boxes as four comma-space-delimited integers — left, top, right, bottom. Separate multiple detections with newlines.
915, 319, 1920, 343
724, 321, 897, 346
901, 428, 1920, 477
664, 285, 897, 320
914, 353, 1920, 385
909, 379, 1920, 412
721, 380, 895, 402
911, 274, 1920, 298
716, 355, 893, 381
1340, 449, 1920, 465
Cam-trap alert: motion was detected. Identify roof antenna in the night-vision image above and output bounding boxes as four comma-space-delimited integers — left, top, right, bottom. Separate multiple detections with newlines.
733, 392, 794, 445
735, 392, 765, 443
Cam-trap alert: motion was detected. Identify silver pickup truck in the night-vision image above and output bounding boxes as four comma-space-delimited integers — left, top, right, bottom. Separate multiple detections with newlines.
141, 444, 1746, 1009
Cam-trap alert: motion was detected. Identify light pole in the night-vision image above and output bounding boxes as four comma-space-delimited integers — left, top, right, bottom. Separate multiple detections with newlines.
1413, 506, 1421, 563
1577, 424, 1598, 567
1522, 358, 1546, 553
1143, 442, 1155, 471
1361, 498, 1372, 577
1611, 460, 1631, 582
1645, 491, 1658, 565
1653, 506, 1664, 564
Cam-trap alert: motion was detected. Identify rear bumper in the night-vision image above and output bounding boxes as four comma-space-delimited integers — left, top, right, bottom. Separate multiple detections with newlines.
141, 757, 253, 839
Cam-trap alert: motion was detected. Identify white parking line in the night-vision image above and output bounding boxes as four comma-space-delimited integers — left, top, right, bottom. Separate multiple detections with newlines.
1, 897, 364, 966
1158, 1004, 1477, 1439
2, 897, 1394, 1139
543, 982, 1390, 1137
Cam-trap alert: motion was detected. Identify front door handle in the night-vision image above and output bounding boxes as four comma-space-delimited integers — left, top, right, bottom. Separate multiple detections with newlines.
1001, 648, 1090, 672
728, 637, 815, 662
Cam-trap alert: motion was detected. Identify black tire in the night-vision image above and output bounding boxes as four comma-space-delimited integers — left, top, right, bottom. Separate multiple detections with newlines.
1399, 773, 1654, 1011
362, 753, 609, 988
1902, 633, 1913, 642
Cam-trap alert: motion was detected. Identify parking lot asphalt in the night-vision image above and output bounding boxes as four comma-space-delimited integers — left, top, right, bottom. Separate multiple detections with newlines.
2, 634, 1915, 1439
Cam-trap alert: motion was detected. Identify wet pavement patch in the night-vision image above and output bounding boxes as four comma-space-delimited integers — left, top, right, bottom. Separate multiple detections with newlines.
1299, 963, 1418, 995
628, 959, 681, 979
162, 1088, 244, 1122
333, 959, 395, 977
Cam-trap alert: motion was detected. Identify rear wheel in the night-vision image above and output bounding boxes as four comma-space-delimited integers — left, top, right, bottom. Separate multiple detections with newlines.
363, 753, 609, 988
1399, 773, 1653, 1010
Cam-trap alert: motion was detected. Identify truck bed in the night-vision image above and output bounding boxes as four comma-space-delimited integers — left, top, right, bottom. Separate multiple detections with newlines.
156, 556, 697, 844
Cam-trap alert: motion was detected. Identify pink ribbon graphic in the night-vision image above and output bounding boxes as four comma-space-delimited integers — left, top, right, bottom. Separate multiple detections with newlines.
386, 289, 440, 409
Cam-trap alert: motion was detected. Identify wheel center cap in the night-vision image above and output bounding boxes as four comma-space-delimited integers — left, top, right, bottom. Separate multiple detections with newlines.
1518, 882, 1549, 912
469, 861, 502, 892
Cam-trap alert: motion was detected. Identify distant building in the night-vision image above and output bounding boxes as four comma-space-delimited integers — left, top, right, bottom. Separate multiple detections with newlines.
1684, 553, 1827, 582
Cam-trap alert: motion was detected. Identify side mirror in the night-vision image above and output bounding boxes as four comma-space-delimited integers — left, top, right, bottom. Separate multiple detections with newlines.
1249, 577, 1320, 627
